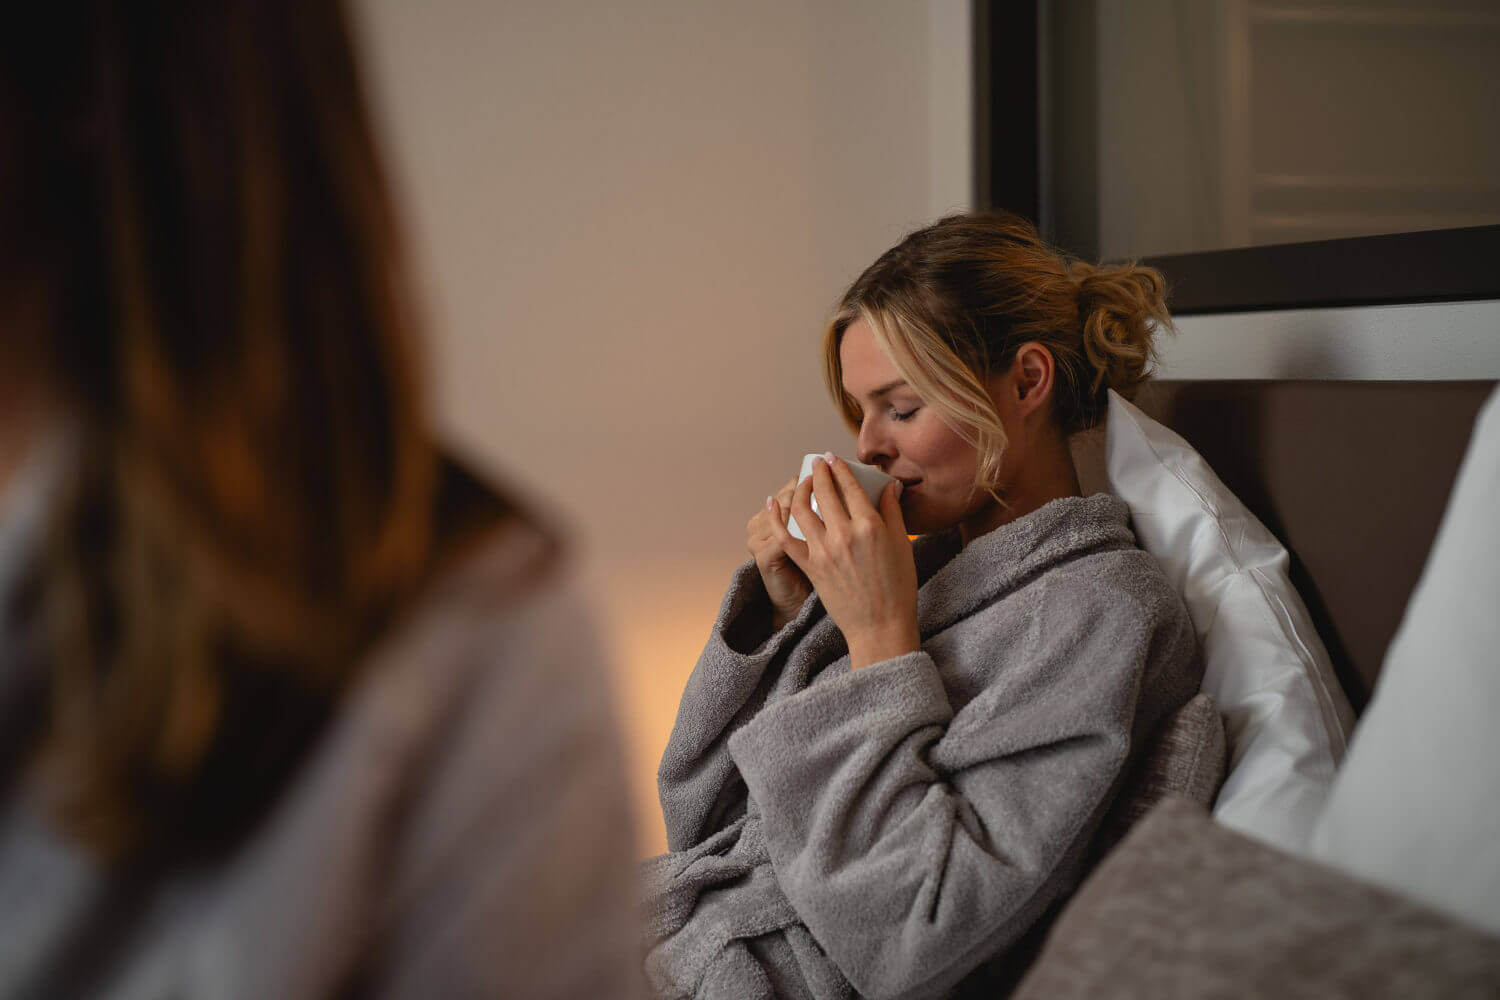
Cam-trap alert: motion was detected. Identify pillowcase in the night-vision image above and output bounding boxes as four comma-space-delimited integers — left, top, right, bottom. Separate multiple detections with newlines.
1104, 389, 1355, 853
1306, 385, 1500, 935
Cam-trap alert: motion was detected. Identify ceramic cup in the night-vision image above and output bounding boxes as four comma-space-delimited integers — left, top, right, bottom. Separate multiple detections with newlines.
787, 453, 897, 540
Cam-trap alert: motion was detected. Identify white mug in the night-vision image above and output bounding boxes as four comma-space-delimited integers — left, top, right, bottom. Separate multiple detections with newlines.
788, 453, 897, 540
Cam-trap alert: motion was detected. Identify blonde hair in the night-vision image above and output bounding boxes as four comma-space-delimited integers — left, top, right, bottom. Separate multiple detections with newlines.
822, 212, 1172, 495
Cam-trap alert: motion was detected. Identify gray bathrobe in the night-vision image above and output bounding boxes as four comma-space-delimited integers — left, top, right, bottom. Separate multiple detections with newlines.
641, 493, 1202, 1000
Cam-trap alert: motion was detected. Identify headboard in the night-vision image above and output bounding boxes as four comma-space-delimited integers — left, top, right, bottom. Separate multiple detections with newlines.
1076, 380, 1496, 714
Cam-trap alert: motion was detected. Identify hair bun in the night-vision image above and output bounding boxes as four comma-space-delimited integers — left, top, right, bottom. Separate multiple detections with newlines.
1072, 260, 1172, 406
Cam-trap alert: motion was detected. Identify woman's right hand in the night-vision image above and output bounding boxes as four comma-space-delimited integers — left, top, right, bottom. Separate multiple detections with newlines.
747, 476, 813, 630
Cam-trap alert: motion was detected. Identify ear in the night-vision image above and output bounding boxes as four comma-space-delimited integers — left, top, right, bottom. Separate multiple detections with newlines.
1011, 342, 1055, 417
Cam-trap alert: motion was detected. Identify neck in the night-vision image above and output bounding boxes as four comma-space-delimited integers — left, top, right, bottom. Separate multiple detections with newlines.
958, 435, 1082, 546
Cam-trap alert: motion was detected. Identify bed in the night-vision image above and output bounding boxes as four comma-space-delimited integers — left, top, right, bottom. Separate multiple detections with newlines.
1019, 375, 1500, 998
1125, 379, 1496, 710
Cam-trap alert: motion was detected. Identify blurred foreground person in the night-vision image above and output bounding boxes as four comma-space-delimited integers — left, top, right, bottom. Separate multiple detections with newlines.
0, 2, 640, 997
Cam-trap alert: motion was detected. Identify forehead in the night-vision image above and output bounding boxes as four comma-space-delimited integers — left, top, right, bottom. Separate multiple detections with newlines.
838, 319, 904, 397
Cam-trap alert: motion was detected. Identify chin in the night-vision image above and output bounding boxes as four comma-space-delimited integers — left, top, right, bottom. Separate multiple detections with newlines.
904, 490, 998, 537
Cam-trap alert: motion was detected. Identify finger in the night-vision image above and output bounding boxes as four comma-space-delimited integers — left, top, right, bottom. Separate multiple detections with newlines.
775, 477, 798, 519
879, 479, 909, 538
748, 496, 775, 538
810, 455, 851, 528
767, 497, 812, 568
751, 498, 793, 551
790, 472, 825, 544
750, 480, 798, 532
827, 454, 877, 518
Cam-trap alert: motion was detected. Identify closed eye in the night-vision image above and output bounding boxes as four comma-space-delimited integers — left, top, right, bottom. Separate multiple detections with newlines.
891, 406, 918, 422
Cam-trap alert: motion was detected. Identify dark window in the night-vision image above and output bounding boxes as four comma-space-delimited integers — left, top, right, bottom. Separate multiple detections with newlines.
976, 0, 1500, 313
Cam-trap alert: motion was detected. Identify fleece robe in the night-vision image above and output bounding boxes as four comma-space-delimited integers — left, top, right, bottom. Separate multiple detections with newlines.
641, 493, 1202, 1000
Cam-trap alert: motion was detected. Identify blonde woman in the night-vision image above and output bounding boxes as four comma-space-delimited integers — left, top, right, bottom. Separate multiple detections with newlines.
643, 213, 1204, 998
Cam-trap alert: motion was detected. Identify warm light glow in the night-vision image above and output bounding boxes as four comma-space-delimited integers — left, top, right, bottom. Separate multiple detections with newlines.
595, 560, 736, 858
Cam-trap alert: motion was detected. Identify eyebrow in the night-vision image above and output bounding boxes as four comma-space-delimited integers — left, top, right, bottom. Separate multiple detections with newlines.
850, 378, 910, 403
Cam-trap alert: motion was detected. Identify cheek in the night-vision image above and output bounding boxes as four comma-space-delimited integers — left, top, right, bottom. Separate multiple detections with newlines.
913, 423, 978, 480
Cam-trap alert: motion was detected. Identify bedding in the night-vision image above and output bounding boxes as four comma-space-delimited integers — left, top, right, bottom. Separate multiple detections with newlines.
1307, 384, 1500, 935
1090, 692, 1225, 862
1103, 389, 1355, 853
1012, 797, 1500, 999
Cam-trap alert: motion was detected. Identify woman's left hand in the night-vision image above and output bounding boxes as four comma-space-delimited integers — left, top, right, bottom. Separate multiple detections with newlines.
768, 454, 920, 669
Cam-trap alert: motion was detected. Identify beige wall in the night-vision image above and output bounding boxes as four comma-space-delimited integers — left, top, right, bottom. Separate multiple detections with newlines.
354, 0, 970, 855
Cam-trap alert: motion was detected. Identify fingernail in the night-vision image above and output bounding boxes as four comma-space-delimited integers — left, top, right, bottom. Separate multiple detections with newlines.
894, 480, 904, 497
766, 495, 774, 510
823, 451, 837, 465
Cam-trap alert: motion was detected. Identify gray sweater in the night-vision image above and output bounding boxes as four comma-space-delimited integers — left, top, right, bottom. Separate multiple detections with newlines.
642, 493, 1201, 1000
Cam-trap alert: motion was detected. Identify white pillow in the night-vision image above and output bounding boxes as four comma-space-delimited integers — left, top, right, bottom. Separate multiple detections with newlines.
1104, 389, 1355, 853
1306, 386, 1500, 935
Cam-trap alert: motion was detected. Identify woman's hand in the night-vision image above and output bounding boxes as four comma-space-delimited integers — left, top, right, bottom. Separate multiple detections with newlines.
768, 455, 920, 669
748, 476, 814, 631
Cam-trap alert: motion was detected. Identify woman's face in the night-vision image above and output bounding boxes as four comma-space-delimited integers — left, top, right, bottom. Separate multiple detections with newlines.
839, 319, 1012, 536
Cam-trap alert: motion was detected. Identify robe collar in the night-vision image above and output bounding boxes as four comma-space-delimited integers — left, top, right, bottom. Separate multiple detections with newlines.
910, 492, 1136, 639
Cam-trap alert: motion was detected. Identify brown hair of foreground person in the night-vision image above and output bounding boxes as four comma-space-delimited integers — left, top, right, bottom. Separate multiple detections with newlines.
823, 212, 1172, 499
0, 1, 542, 859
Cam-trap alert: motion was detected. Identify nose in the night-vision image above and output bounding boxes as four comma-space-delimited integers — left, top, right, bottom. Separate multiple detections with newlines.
856, 417, 892, 468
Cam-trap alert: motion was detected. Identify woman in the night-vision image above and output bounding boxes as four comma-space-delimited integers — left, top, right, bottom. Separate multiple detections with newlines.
0, 3, 638, 997
642, 213, 1203, 998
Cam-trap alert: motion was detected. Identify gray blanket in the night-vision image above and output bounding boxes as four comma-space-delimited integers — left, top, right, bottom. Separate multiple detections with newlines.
642, 493, 1202, 999
1013, 797, 1500, 998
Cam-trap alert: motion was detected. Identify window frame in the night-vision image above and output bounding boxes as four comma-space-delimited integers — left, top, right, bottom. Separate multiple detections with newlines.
973, 1, 1500, 315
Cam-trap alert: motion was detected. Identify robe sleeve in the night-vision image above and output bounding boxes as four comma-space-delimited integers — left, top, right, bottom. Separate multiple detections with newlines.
655, 558, 822, 852
726, 576, 1180, 999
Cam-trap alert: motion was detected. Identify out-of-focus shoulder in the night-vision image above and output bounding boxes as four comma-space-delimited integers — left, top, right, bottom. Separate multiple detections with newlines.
404, 514, 604, 695
350, 458, 606, 735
